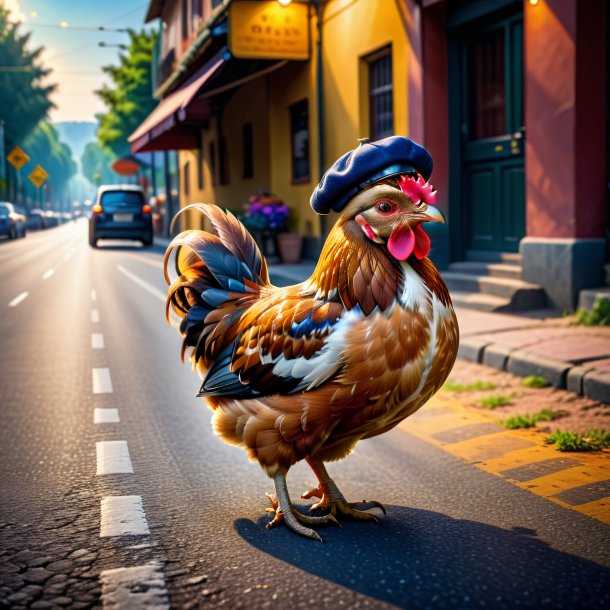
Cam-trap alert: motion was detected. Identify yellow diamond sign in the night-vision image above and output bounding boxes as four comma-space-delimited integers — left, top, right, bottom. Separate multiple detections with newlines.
7, 145, 30, 170
28, 164, 49, 188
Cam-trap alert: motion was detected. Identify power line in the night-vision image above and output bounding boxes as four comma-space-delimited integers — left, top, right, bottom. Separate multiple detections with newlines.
102, 3, 149, 26
18, 22, 129, 32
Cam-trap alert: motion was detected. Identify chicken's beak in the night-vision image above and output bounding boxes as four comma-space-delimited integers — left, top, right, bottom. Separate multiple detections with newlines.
422, 205, 445, 224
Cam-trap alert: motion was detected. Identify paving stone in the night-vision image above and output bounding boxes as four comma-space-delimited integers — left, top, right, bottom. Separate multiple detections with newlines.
68, 549, 91, 559
458, 338, 490, 363
507, 351, 570, 388
27, 557, 53, 568
566, 366, 595, 395
46, 559, 74, 573
466, 436, 535, 461
500, 458, 581, 482
31, 601, 54, 609
431, 422, 503, 444
51, 597, 73, 606
553, 479, 610, 506
582, 369, 610, 404
24, 567, 53, 584
482, 344, 512, 371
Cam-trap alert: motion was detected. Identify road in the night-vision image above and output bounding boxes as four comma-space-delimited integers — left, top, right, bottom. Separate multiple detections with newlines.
1, 221, 609, 609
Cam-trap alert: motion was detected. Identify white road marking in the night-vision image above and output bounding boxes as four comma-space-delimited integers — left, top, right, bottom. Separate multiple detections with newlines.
91, 309, 100, 323
91, 333, 105, 349
91, 289, 97, 301
117, 264, 166, 302
96, 441, 133, 475
42, 268, 54, 280
8, 292, 28, 307
100, 496, 150, 537
100, 562, 169, 610
94, 408, 119, 424
92, 368, 113, 393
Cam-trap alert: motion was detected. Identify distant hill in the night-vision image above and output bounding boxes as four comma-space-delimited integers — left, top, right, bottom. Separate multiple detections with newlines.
54, 121, 97, 171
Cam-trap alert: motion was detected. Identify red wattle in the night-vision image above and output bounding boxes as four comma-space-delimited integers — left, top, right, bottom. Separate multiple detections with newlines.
413, 224, 431, 259
387, 224, 415, 260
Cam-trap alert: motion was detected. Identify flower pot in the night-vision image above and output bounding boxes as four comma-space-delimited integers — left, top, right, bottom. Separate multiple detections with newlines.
276, 232, 303, 264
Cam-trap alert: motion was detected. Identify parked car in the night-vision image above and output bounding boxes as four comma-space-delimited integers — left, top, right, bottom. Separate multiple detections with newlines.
44, 210, 60, 228
89, 185, 153, 247
0, 202, 27, 239
27, 208, 47, 230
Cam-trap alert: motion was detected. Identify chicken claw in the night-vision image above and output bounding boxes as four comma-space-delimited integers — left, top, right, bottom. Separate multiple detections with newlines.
265, 473, 339, 542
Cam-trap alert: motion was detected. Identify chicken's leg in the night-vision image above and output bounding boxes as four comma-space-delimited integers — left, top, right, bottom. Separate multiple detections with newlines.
302, 458, 386, 523
265, 471, 339, 542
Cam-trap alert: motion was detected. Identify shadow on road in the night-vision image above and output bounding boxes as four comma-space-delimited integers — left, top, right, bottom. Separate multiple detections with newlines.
235, 505, 610, 608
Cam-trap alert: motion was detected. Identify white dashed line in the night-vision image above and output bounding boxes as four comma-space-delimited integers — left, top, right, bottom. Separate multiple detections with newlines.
100, 496, 150, 537
91, 289, 97, 301
91, 309, 100, 323
8, 292, 28, 307
117, 264, 166, 302
91, 333, 104, 349
92, 368, 113, 394
94, 408, 120, 424
42, 268, 54, 280
96, 441, 133, 475
100, 562, 169, 610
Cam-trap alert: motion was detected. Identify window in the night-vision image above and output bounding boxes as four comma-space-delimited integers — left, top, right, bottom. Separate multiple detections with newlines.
197, 140, 204, 190
368, 49, 393, 141
219, 138, 229, 185
290, 99, 310, 182
183, 161, 190, 197
181, 0, 189, 40
242, 123, 253, 179
209, 141, 216, 185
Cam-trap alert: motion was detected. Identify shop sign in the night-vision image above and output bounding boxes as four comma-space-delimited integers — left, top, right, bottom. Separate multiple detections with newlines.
229, 0, 309, 61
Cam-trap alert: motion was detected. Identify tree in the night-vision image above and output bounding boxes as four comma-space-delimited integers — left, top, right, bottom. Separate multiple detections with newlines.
96, 29, 157, 158
81, 141, 116, 186
0, 6, 55, 151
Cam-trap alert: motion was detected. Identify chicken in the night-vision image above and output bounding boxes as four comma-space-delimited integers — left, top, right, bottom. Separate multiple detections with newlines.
164, 137, 459, 541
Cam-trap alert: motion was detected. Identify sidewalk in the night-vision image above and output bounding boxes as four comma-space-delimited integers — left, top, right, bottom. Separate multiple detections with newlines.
155, 241, 610, 405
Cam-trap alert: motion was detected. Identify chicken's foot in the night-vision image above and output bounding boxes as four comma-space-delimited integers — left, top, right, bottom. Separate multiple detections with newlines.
302, 458, 386, 524
265, 472, 339, 542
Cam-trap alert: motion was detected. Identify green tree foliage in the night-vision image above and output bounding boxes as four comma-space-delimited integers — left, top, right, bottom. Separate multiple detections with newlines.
81, 141, 116, 186
23, 121, 77, 203
0, 6, 55, 149
96, 29, 157, 158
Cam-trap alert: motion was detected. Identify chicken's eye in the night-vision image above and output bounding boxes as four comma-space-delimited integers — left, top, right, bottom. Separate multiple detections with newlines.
375, 200, 395, 214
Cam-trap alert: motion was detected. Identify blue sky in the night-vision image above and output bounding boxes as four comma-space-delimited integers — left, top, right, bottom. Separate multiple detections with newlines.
6, 0, 150, 123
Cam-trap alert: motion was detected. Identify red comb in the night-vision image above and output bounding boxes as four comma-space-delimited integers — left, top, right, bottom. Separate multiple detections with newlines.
397, 175, 437, 205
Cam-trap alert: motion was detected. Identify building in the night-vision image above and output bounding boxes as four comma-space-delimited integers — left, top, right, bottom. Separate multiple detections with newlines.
130, 0, 608, 312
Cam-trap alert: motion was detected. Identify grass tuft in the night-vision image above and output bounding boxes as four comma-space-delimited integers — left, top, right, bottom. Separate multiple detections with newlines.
444, 380, 497, 392
544, 429, 610, 452
521, 375, 548, 389
572, 298, 610, 326
501, 408, 562, 429
480, 394, 512, 409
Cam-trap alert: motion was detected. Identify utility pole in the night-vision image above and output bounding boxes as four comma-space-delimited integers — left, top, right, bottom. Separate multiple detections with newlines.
163, 150, 172, 237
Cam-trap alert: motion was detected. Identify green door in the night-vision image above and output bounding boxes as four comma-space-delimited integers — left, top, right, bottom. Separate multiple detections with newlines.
458, 10, 525, 253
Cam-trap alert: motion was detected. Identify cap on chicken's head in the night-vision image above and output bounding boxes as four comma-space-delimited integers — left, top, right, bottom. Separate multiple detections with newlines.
310, 135, 433, 215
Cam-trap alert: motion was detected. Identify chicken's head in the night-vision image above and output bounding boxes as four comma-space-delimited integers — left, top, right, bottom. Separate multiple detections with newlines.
342, 174, 445, 261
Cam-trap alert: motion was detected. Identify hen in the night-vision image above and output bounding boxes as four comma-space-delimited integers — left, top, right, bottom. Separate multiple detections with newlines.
165, 136, 459, 541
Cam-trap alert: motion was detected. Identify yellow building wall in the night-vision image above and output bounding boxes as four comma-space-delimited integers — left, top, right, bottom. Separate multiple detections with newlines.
178, 0, 411, 240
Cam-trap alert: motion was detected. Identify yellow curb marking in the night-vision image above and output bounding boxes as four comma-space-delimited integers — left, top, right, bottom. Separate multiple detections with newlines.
400, 394, 610, 525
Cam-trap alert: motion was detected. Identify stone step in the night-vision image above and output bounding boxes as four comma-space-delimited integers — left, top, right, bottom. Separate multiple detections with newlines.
578, 287, 610, 310
466, 250, 522, 264
449, 291, 512, 312
448, 260, 522, 280
443, 272, 547, 310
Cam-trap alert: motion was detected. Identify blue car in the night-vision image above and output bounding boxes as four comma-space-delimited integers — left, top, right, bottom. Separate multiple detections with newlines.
89, 185, 153, 247
0, 202, 27, 239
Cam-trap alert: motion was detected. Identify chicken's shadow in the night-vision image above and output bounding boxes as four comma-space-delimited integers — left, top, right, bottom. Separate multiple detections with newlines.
235, 504, 610, 608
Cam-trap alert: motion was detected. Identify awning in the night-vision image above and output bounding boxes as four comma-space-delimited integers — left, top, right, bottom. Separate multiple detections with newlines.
128, 49, 227, 154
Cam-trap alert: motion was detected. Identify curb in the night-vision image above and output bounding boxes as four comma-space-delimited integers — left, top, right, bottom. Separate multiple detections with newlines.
458, 338, 609, 404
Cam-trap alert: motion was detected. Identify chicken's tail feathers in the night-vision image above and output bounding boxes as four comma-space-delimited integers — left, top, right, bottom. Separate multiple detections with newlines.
164, 204, 268, 366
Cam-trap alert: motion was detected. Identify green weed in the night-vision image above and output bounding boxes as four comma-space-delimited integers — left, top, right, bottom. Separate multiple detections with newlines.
573, 298, 610, 326
501, 408, 562, 429
544, 429, 610, 452
480, 394, 512, 409
443, 380, 497, 392
521, 375, 548, 389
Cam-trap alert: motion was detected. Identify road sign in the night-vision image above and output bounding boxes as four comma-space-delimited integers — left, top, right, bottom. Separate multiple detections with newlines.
28, 164, 49, 188
7, 145, 29, 170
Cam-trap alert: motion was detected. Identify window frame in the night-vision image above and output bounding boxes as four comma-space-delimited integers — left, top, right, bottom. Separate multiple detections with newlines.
289, 98, 311, 184
367, 46, 394, 141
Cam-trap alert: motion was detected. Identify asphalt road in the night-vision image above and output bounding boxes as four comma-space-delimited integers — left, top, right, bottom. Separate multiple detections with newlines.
1, 221, 610, 609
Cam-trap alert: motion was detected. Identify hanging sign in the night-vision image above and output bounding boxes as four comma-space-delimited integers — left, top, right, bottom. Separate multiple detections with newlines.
7, 145, 30, 170
229, 1, 309, 61
28, 164, 49, 188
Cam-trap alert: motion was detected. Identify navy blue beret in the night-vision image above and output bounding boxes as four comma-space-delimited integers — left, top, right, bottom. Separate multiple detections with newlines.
310, 136, 433, 215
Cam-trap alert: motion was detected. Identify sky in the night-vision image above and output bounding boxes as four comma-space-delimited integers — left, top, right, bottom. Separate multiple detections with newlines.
4, 0, 150, 123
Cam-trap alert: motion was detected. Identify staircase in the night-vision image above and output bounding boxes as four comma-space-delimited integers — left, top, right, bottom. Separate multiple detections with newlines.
443, 251, 547, 312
